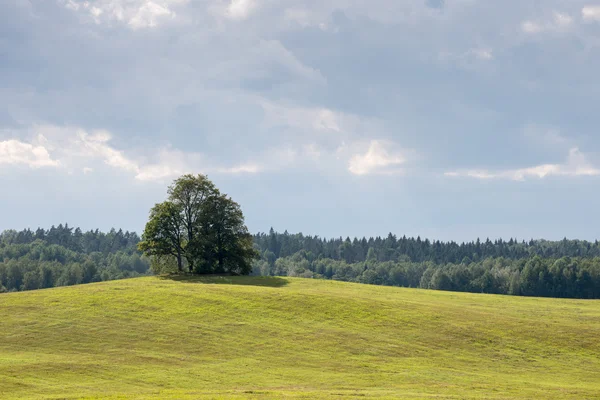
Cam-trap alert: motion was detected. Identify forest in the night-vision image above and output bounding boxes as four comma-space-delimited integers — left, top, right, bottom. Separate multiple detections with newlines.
1, 225, 600, 299
252, 230, 600, 298
0, 225, 149, 293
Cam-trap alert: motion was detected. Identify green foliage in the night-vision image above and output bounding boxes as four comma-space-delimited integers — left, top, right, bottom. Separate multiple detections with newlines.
1, 277, 599, 399
254, 231, 600, 264
0, 227, 150, 292
138, 174, 257, 275
149, 255, 180, 275
253, 231, 600, 299
3, 223, 600, 298
138, 201, 186, 271
251, 250, 600, 299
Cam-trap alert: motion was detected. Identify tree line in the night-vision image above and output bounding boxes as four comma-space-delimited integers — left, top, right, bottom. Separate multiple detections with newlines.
2, 225, 600, 298
3, 224, 600, 298
251, 250, 600, 299
0, 226, 149, 293
254, 229, 600, 264
249, 230, 600, 299
3, 174, 600, 299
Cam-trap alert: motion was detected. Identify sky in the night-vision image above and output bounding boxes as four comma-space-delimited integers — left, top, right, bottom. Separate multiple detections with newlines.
2, 0, 600, 242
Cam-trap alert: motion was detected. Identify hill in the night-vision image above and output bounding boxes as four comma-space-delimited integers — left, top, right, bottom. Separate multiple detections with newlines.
1, 277, 599, 399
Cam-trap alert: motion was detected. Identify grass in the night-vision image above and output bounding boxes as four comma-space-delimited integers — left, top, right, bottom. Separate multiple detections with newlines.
1, 276, 599, 399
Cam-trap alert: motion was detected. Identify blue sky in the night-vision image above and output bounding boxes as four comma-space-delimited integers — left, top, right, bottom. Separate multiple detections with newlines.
2, 0, 600, 241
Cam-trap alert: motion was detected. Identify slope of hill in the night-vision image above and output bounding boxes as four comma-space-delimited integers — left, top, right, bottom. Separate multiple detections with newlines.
1, 277, 599, 399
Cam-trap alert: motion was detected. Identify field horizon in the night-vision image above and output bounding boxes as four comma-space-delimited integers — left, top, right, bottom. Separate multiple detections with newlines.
1, 276, 599, 399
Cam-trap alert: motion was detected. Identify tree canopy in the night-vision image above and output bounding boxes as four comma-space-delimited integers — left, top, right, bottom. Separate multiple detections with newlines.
138, 174, 257, 275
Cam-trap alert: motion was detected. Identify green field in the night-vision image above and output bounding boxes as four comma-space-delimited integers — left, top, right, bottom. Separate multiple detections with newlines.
1, 276, 599, 399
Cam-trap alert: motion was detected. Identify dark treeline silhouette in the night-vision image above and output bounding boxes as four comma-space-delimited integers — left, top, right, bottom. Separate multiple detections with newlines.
251, 229, 600, 299
0, 225, 150, 293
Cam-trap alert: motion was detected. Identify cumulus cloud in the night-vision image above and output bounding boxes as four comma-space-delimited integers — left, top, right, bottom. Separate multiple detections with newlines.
0, 139, 60, 168
582, 6, 600, 22
2, 125, 263, 181
76, 130, 139, 173
4, 1, 600, 185
257, 101, 410, 175
445, 148, 600, 181
348, 140, 406, 176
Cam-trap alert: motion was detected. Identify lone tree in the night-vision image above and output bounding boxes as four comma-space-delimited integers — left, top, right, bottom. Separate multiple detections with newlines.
138, 174, 257, 275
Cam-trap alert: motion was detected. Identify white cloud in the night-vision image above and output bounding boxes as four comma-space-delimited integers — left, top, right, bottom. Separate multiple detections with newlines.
6, 121, 389, 180
217, 164, 262, 174
582, 6, 600, 22
128, 1, 173, 29
313, 109, 342, 132
135, 163, 181, 181
257, 101, 407, 174
554, 12, 573, 27
0, 139, 60, 168
348, 140, 406, 176
77, 130, 140, 173
521, 12, 573, 34
2, 125, 269, 181
61, 0, 186, 29
226, 0, 257, 20
445, 148, 600, 181
522, 21, 543, 34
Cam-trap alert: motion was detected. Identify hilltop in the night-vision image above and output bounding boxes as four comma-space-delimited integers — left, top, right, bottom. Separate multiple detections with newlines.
1, 276, 599, 399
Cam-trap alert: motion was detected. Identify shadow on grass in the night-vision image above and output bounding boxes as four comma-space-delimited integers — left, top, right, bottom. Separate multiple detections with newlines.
158, 274, 289, 288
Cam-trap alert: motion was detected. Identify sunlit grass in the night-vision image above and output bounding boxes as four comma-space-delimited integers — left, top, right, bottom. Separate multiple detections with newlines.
1, 276, 599, 399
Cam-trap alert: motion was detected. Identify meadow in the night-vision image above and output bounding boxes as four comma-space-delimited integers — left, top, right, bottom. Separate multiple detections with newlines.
1, 276, 599, 399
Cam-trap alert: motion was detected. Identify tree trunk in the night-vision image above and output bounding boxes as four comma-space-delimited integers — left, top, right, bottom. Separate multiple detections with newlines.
217, 229, 224, 273
176, 251, 183, 272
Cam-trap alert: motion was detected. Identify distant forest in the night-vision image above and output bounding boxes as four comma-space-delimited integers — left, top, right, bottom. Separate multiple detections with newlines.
0, 225, 149, 293
2, 225, 600, 299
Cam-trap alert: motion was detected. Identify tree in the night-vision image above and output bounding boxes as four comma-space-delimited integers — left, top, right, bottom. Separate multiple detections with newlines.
149, 255, 180, 275
138, 174, 257, 275
430, 269, 453, 291
168, 174, 217, 272
138, 201, 186, 272
199, 194, 258, 275
22, 271, 41, 291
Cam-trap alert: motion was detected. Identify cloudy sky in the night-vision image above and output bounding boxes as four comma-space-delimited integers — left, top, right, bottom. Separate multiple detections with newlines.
2, 0, 600, 241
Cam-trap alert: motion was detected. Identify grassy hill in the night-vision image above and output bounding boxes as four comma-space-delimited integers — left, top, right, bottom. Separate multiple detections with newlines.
1, 277, 599, 399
